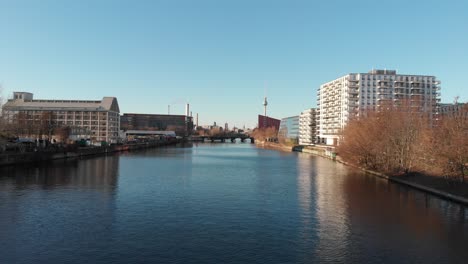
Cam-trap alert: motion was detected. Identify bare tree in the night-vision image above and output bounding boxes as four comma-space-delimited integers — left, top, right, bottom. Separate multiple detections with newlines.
338, 100, 429, 174
431, 103, 468, 182
250, 127, 278, 142
209, 127, 223, 137
278, 126, 288, 144
38, 111, 57, 139
55, 126, 71, 143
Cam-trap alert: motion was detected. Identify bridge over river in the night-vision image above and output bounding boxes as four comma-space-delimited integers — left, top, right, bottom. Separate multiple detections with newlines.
191, 134, 254, 143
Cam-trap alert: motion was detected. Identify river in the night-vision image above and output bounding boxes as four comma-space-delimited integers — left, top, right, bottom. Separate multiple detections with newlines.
0, 143, 467, 263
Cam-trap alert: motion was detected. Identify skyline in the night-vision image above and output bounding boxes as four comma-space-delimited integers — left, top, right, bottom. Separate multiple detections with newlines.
1, 0, 467, 128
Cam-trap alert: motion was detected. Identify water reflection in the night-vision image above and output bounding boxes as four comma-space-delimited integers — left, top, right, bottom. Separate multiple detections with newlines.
297, 153, 314, 221
0, 144, 467, 264
311, 155, 350, 263
342, 171, 468, 262
296, 153, 316, 263
0, 155, 119, 192
0, 155, 121, 264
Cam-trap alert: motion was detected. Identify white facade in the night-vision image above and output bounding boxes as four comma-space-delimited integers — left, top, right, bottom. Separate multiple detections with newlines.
317, 69, 441, 145
2, 92, 120, 143
299, 108, 316, 145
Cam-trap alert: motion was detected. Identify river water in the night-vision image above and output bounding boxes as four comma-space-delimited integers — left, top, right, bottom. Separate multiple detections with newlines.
0, 143, 467, 263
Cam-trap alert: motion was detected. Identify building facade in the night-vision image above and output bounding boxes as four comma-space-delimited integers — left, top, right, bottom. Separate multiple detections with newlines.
299, 108, 316, 145
278, 115, 300, 144
439, 102, 467, 118
2, 92, 120, 143
120, 113, 193, 137
258, 115, 281, 130
317, 69, 441, 145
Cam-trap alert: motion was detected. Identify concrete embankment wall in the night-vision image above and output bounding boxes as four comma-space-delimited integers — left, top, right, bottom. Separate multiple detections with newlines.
0, 141, 178, 167
257, 142, 468, 206
292, 145, 337, 160
255, 142, 334, 158
339, 160, 468, 206
255, 141, 294, 152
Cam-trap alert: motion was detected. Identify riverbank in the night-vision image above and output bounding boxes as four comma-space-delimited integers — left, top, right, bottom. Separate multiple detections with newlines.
254, 141, 294, 152
255, 141, 337, 159
256, 141, 468, 206
339, 160, 468, 206
0, 139, 180, 167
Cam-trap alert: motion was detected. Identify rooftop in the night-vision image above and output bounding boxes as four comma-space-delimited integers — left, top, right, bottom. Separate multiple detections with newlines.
3, 92, 120, 112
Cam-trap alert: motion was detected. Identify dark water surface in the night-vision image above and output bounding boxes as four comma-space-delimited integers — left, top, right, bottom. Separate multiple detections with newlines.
1, 143, 467, 264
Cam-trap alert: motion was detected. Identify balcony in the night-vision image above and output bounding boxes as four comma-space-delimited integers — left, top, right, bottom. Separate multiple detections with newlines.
348, 89, 359, 95
377, 96, 390, 101
376, 89, 391, 95
394, 86, 407, 90
410, 85, 423, 90
393, 97, 407, 102
394, 88, 406, 94
377, 84, 392, 89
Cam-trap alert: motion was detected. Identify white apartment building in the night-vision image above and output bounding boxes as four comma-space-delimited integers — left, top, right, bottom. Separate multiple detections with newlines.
2, 92, 120, 143
299, 108, 316, 145
317, 69, 441, 145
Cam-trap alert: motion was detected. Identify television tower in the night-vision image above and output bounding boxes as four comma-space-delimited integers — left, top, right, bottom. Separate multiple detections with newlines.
263, 96, 268, 117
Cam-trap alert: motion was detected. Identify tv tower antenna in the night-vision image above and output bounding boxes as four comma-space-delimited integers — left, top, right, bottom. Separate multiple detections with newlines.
263, 81, 268, 117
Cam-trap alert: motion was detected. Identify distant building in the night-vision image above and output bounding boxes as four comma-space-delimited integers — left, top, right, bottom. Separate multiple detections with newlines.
439, 102, 467, 117
2, 92, 120, 143
278, 115, 299, 144
317, 69, 441, 145
299, 108, 316, 145
258, 115, 280, 130
120, 113, 193, 137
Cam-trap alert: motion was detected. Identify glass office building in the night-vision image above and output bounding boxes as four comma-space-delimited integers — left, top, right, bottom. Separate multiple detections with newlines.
278, 115, 299, 144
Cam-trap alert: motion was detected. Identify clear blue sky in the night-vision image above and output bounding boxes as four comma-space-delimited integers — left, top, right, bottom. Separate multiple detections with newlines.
1, 0, 467, 128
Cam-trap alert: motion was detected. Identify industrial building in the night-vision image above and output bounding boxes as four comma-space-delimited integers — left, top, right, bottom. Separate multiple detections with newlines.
317, 69, 441, 145
2, 92, 120, 143
120, 113, 193, 137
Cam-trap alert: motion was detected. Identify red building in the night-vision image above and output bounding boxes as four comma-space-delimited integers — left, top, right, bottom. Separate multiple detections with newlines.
258, 115, 280, 130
